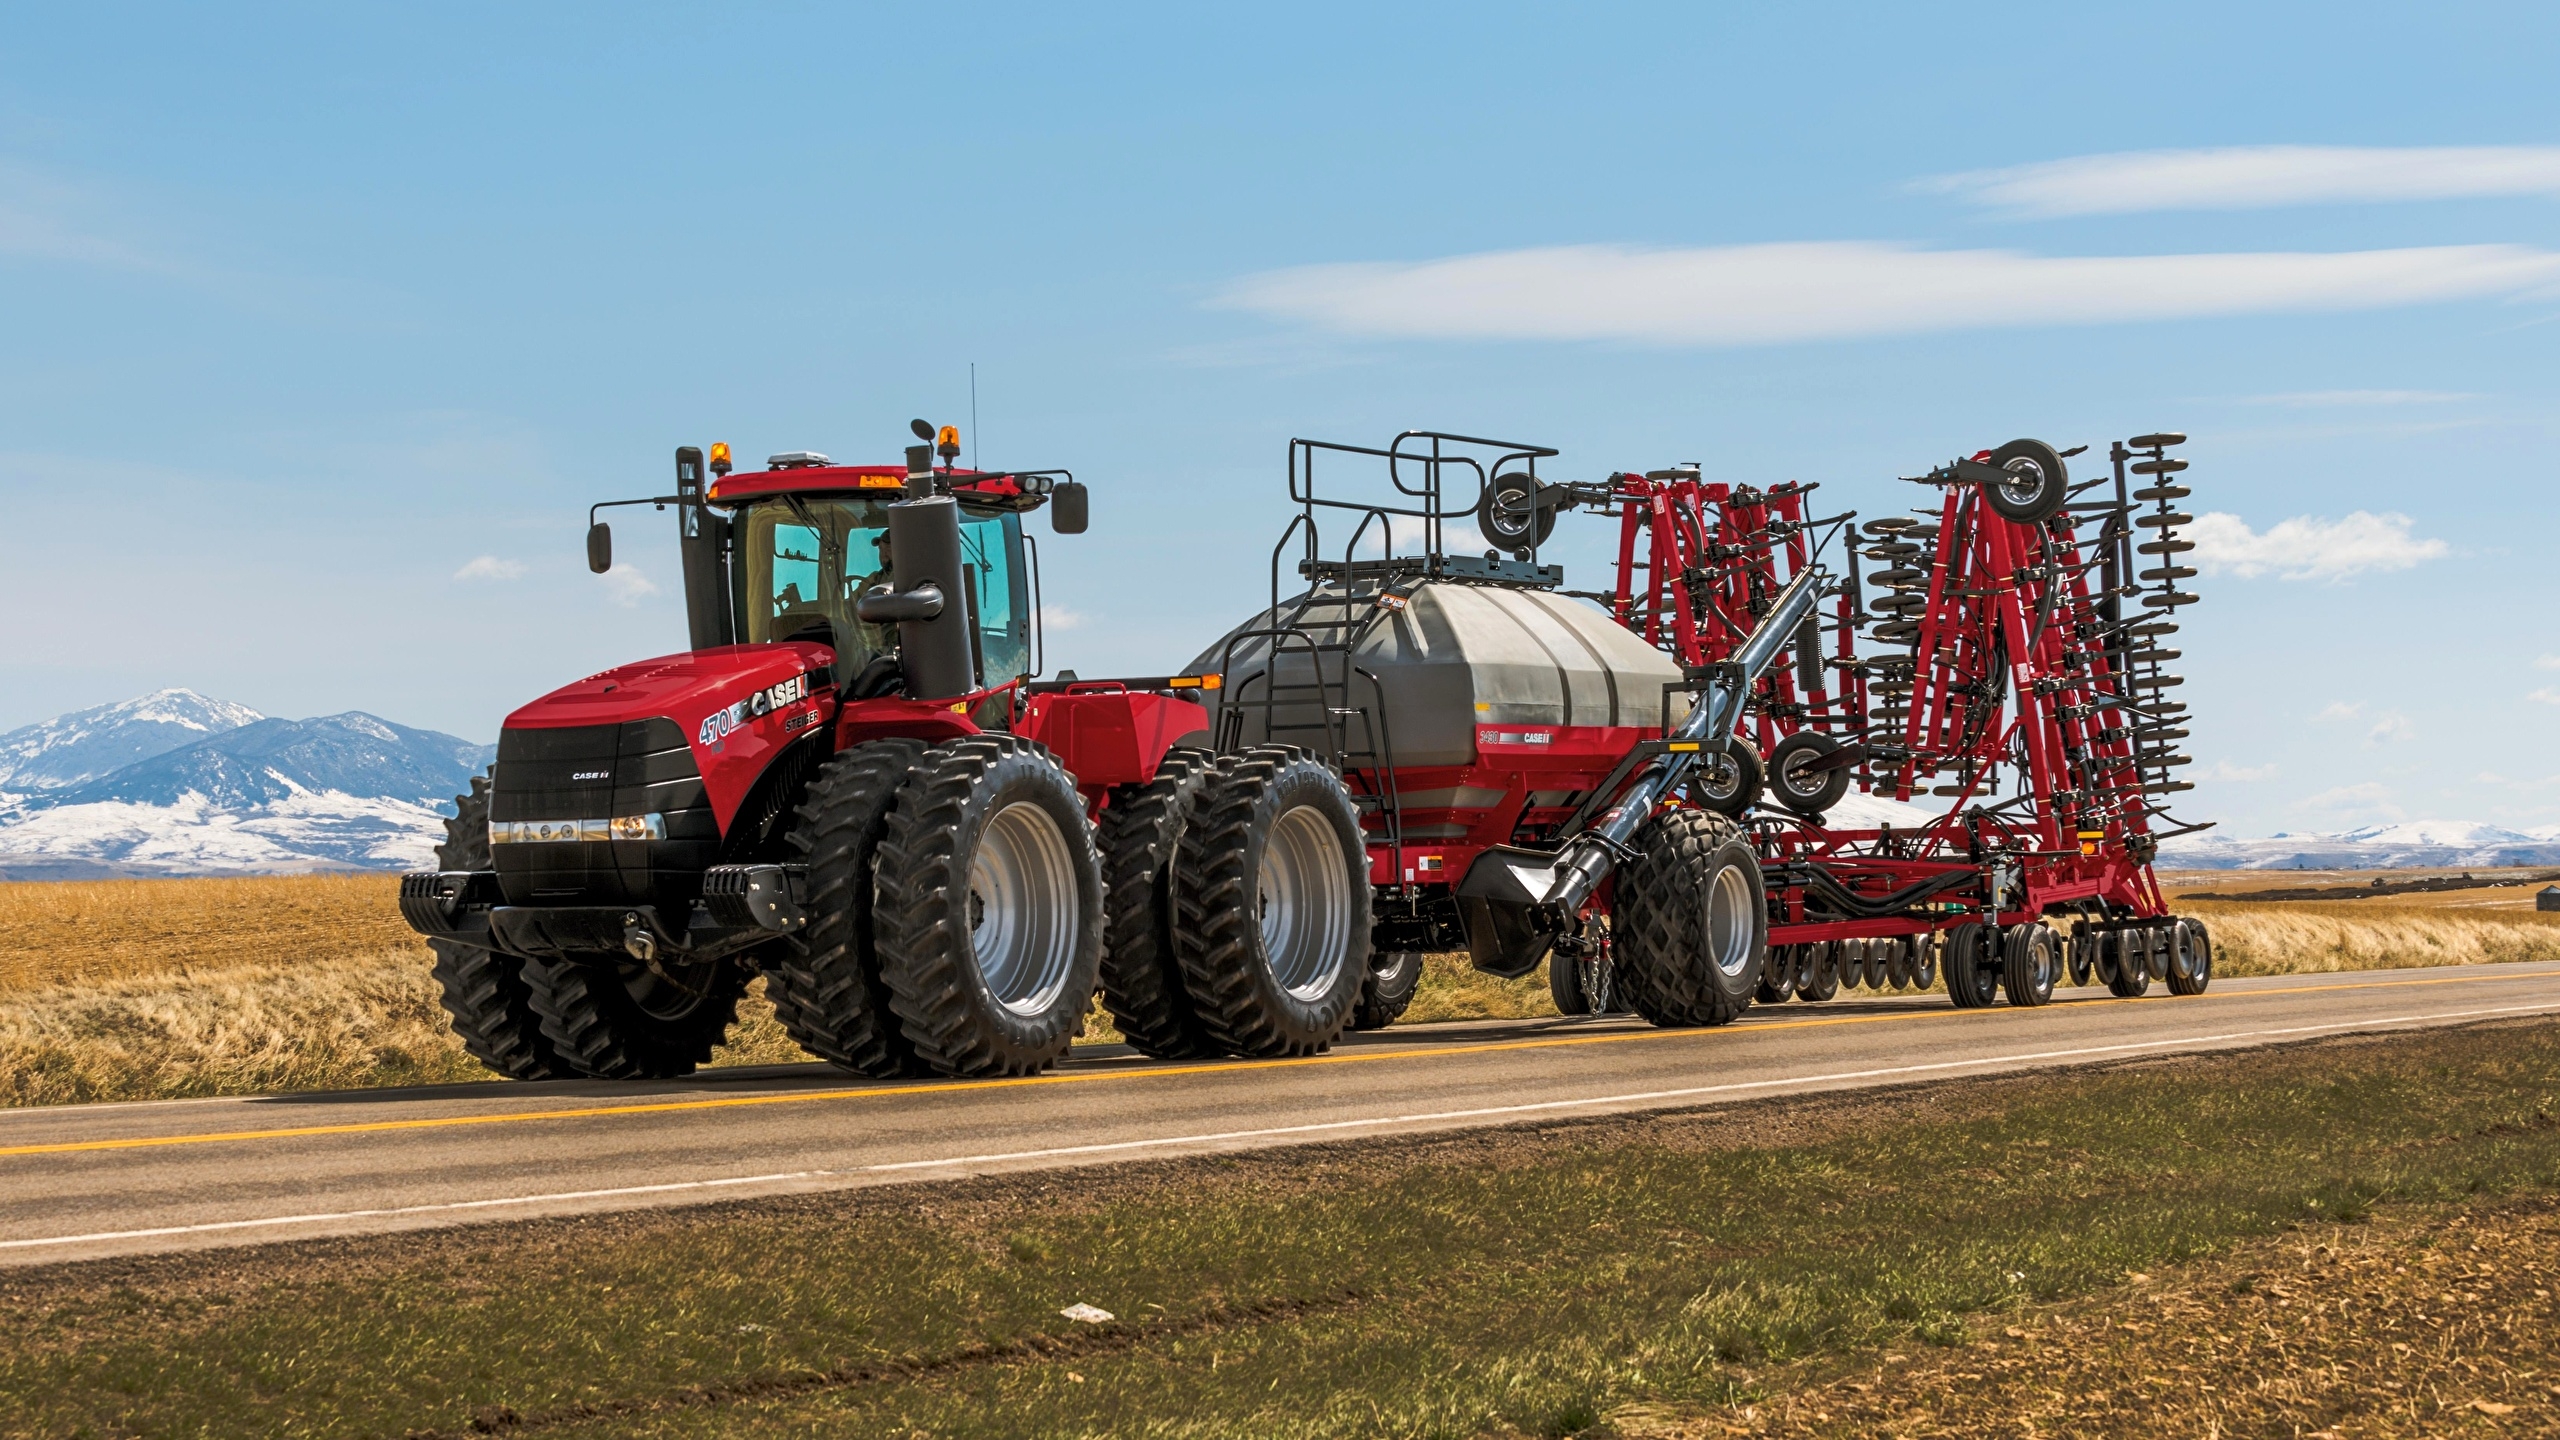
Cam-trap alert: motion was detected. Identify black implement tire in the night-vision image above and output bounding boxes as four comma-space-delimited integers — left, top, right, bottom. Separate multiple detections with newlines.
1355, 950, 1424, 1030
1984, 439, 2069, 524
523, 948, 749, 1080
1687, 742, 1765, 819
1173, 746, 1371, 1057
764, 738, 928, 1077
1096, 747, 1221, 1057
1797, 941, 1839, 1002
873, 736, 1106, 1076
1767, 731, 1851, 817
427, 772, 562, 1080
2001, 923, 2058, 1007
2167, 917, 2213, 995
1943, 921, 1999, 1008
1551, 943, 1618, 1016
2104, 928, 2153, 997
1756, 944, 1798, 1004
1612, 809, 1764, 1027
1477, 470, 1557, 552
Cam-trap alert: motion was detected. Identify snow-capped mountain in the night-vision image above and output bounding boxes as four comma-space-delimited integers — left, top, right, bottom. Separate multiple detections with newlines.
48, 712, 491, 811
0, 693, 492, 877
2159, 820, 2560, 871
0, 688, 263, 793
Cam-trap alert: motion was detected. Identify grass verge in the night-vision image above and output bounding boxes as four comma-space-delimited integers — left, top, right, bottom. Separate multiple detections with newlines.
3, 1020, 2557, 1438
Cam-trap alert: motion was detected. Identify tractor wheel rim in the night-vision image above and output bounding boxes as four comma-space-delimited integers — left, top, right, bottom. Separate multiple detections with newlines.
1705, 862, 1755, 980
968, 800, 1079, 1016
1258, 804, 1352, 1000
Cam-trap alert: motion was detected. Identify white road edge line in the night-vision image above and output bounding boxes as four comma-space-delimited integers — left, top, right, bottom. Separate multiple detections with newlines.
5, 999, 2554, 1253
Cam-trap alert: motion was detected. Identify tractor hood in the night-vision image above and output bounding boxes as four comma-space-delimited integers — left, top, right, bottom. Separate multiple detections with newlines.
502, 642, 838, 831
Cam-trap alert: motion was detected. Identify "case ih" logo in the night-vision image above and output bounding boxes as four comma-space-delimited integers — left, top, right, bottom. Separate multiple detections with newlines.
698, 672, 815, 748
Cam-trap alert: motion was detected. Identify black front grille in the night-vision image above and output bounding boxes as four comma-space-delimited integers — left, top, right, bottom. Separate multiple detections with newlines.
490, 719, 719, 908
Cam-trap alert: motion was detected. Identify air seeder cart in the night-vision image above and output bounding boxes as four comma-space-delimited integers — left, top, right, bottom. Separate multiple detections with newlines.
1174, 428, 2215, 1033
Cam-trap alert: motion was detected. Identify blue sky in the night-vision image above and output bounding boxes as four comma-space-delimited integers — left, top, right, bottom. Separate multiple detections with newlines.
2, 2, 2555, 837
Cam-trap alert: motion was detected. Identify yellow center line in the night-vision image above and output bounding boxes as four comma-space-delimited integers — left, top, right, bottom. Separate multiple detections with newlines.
4, 967, 2555, 1161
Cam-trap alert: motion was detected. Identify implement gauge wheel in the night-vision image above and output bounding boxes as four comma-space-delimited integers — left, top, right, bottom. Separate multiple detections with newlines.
1687, 741, 1765, 818
1942, 922, 1999, 1008
2001, 924, 2058, 1007
1767, 731, 1851, 817
2103, 928, 2153, 997
1477, 470, 1557, 552
1984, 439, 2070, 525
1612, 809, 1764, 1026
1174, 746, 1371, 1057
2167, 918, 2213, 996
873, 736, 1107, 1076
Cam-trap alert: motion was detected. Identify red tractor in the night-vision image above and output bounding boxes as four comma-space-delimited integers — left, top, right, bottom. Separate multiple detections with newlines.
400, 424, 1380, 1081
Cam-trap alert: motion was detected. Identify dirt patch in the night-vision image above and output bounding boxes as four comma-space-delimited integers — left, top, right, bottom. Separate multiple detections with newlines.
1625, 1196, 2560, 1439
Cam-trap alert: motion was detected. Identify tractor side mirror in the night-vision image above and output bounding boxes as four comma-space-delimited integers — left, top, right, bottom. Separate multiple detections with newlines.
586, 522, 613, 574
1050, 480, 1088, 535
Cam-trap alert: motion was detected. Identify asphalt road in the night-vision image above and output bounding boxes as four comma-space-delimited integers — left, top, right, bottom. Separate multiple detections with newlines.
5, 961, 2558, 1267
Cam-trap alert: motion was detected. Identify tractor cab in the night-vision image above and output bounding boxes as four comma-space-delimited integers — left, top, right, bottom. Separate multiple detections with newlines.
715, 464, 1038, 696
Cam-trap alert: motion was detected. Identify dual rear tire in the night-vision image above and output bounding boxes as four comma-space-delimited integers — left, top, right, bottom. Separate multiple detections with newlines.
771, 735, 1105, 1079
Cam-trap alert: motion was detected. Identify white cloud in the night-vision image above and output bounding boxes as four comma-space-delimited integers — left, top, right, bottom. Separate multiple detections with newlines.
2301, 782, 2404, 821
1217, 242, 2560, 348
2313, 701, 2365, 722
2233, 389, 2477, 407
2199, 760, 2278, 781
2186, 511, 2447, 581
452, 555, 526, 582
2366, 712, 2417, 746
1923, 145, 2560, 217
1042, 606, 1088, 633
599, 564, 658, 607
2535, 654, 2560, 670
2531, 687, 2560, 707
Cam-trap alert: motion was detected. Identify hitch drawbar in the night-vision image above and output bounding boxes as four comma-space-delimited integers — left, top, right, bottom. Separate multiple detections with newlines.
1455, 565, 1830, 977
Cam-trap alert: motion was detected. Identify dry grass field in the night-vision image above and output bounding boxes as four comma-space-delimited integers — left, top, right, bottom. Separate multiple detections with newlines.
0, 868, 2549, 1108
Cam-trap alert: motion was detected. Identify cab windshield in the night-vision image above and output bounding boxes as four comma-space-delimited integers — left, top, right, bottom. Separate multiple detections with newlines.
733, 495, 1032, 688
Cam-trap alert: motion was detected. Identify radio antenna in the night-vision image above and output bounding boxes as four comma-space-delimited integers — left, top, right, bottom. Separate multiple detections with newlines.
969, 362, 979, 470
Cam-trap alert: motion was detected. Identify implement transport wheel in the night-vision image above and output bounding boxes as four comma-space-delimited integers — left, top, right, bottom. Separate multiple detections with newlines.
2167, 918, 2213, 996
2104, 928, 2153, 997
1613, 809, 1765, 1027
1096, 746, 1222, 1057
873, 736, 1106, 1076
1984, 439, 2070, 525
1174, 746, 1371, 1057
764, 738, 928, 1077
1766, 731, 1852, 817
1355, 950, 1424, 1030
1942, 922, 1999, 1009
427, 772, 562, 1080
1797, 941, 1839, 1002
1756, 944, 1798, 1004
523, 947, 750, 1080
2001, 924, 2059, 1007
